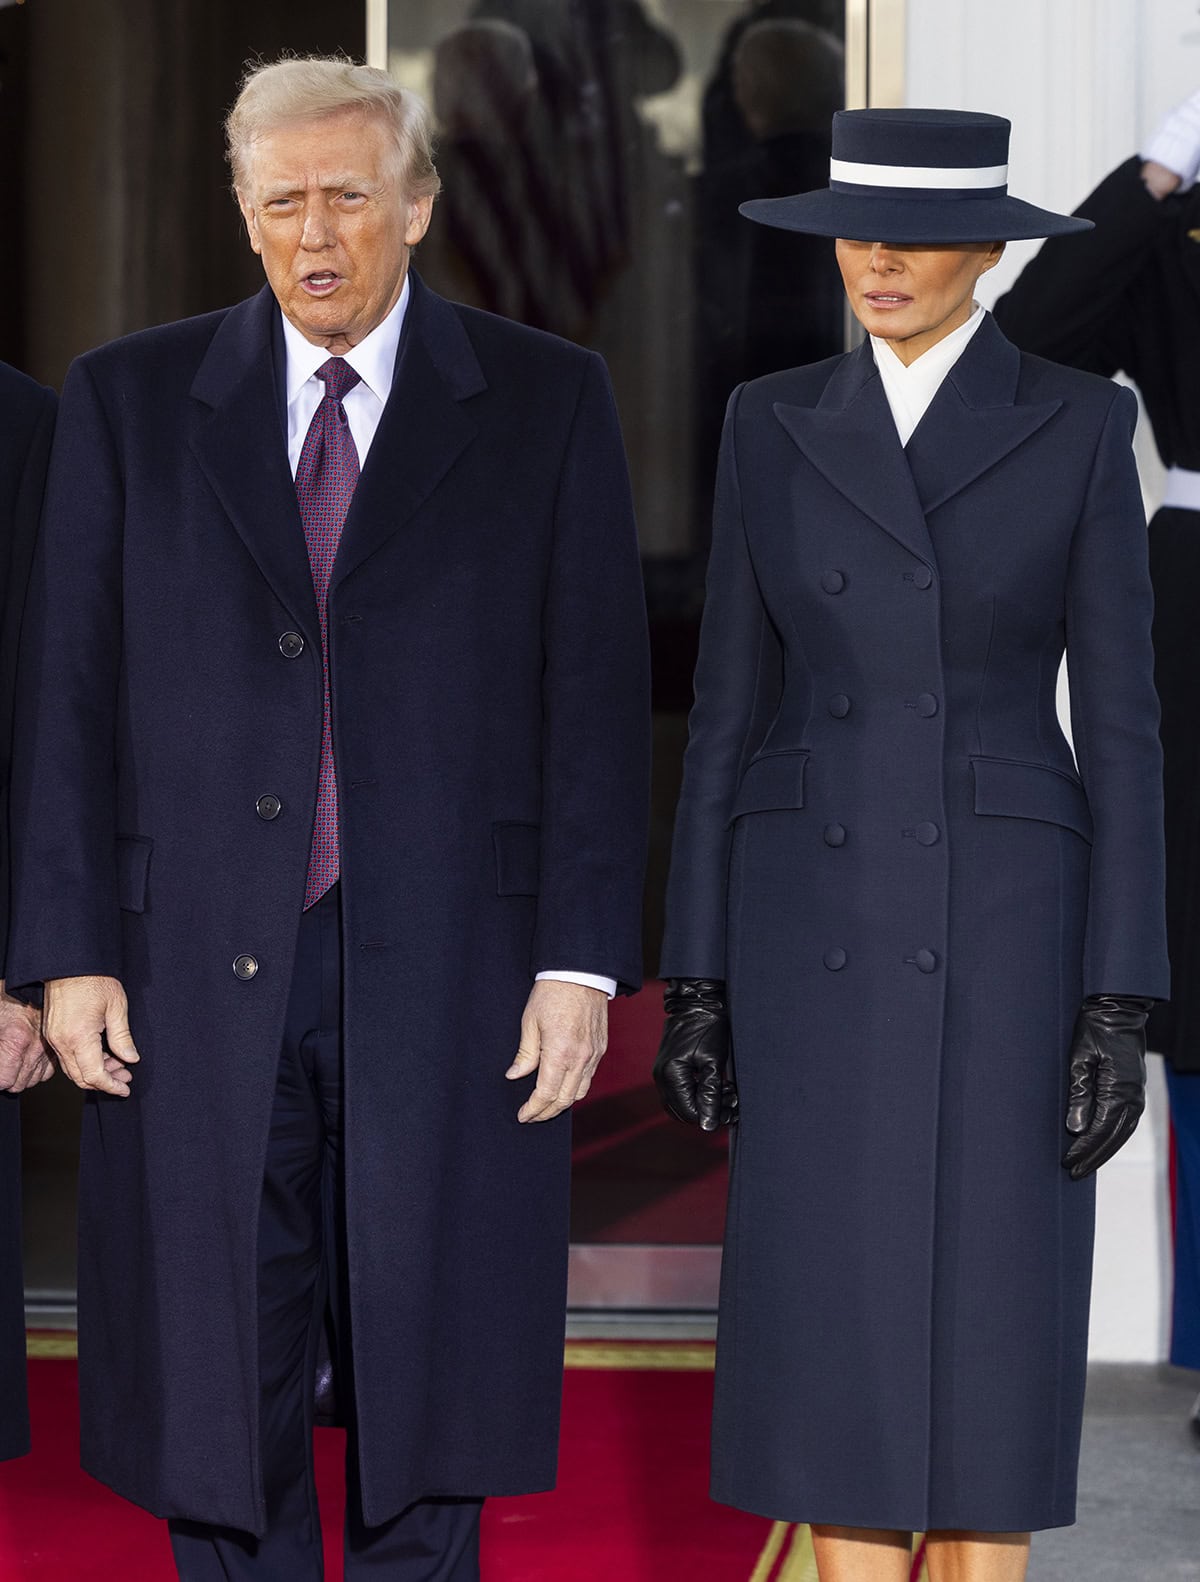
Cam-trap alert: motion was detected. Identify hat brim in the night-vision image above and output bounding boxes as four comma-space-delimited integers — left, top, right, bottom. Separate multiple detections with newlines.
738, 189, 1093, 243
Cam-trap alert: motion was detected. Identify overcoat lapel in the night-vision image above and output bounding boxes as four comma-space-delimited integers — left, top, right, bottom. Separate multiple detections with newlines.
903, 315, 1061, 515
332, 272, 486, 590
189, 287, 320, 646
773, 341, 936, 569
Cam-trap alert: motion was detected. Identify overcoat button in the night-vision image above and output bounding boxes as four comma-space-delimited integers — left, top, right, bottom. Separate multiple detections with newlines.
233, 955, 259, 980
279, 631, 304, 659
821, 570, 846, 595
915, 821, 940, 846
823, 947, 847, 971
829, 694, 851, 718
823, 823, 847, 847
914, 949, 938, 974
913, 566, 934, 590
916, 693, 939, 718
256, 795, 282, 821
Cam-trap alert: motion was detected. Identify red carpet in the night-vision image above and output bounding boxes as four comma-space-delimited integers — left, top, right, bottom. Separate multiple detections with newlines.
0, 1341, 767, 1580
0, 1341, 931, 1580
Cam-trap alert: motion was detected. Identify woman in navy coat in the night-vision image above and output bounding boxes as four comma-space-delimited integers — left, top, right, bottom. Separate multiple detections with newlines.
655, 110, 1169, 1582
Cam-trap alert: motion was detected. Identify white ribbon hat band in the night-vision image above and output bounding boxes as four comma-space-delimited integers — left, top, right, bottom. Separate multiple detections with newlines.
829, 158, 1009, 190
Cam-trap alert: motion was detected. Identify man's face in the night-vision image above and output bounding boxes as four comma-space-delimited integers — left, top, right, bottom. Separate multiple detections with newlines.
237, 107, 433, 354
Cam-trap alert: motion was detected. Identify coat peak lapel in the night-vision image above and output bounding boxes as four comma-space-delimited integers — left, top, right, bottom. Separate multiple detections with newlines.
332, 273, 485, 591
773, 341, 936, 569
188, 288, 320, 645
904, 316, 1062, 515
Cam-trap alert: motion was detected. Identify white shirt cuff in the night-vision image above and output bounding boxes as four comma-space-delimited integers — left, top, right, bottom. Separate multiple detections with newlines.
1143, 91, 1200, 189
535, 970, 618, 999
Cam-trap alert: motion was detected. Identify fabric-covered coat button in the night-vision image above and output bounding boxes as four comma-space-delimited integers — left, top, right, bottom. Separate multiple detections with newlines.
915, 822, 940, 846
916, 693, 939, 718
914, 949, 938, 974
279, 631, 304, 659
823, 823, 847, 847
829, 694, 851, 718
233, 955, 259, 980
823, 947, 847, 971
256, 795, 282, 821
821, 570, 846, 595
913, 566, 934, 590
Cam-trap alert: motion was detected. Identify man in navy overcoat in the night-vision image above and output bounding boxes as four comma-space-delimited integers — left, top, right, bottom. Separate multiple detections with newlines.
0, 362, 55, 1467
7, 58, 649, 1578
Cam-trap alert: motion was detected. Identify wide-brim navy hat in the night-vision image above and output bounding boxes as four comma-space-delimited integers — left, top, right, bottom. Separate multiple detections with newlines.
740, 108, 1093, 244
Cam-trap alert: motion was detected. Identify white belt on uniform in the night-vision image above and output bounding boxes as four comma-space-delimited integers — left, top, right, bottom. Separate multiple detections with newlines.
1163, 466, 1200, 512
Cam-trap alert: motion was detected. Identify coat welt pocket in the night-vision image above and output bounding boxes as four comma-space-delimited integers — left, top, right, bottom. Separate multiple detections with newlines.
727, 750, 809, 826
970, 757, 1093, 842
492, 821, 540, 896
115, 834, 153, 913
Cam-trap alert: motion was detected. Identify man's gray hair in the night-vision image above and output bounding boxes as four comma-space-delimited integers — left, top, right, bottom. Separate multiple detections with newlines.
226, 55, 441, 200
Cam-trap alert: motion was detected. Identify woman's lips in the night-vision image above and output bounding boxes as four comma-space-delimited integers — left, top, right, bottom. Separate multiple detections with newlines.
300, 273, 342, 296
864, 291, 913, 309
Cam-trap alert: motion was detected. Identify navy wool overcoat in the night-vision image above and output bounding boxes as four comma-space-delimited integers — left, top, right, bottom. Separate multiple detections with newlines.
7, 274, 650, 1529
0, 362, 55, 1465
661, 315, 1168, 1532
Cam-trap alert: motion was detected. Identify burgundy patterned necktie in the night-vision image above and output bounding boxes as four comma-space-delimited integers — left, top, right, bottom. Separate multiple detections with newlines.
295, 356, 361, 909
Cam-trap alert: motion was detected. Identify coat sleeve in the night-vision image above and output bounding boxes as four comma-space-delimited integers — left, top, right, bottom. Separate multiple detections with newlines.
6, 357, 125, 993
1065, 384, 1169, 1000
0, 385, 56, 978
659, 385, 784, 980
532, 352, 651, 996
993, 158, 1164, 384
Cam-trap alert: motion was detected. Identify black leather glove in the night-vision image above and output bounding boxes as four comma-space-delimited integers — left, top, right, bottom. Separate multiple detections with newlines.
1062, 994, 1153, 1180
653, 978, 738, 1132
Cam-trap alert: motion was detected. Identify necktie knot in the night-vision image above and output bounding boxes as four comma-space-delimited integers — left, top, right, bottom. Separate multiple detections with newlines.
318, 356, 361, 405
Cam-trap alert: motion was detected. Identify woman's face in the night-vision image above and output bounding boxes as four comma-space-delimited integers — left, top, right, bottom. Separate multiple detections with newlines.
835, 239, 1005, 366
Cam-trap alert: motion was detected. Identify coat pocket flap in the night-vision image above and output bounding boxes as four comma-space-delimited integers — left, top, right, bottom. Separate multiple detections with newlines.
116, 835, 153, 914
492, 821, 540, 896
728, 751, 809, 824
970, 757, 1092, 842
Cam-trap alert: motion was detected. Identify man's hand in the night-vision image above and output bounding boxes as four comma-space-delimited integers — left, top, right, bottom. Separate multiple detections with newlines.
1142, 159, 1182, 200
506, 980, 607, 1123
0, 982, 53, 1093
43, 975, 140, 1098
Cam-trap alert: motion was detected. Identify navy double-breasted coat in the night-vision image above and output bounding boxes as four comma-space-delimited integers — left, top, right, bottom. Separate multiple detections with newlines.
0, 362, 55, 1465
661, 315, 1168, 1531
7, 274, 650, 1529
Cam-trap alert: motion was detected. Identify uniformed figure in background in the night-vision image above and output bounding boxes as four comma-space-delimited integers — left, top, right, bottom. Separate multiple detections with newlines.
7, 57, 649, 1581
655, 109, 1167, 1582
994, 90, 1200, 1435
0, 363, 55, 1470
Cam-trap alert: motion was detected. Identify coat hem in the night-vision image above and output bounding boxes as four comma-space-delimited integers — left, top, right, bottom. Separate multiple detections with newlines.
709, 1482, 1077, 1534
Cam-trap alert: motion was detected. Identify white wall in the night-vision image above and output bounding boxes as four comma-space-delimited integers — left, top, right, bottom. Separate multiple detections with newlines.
903, 0, 1200, 1361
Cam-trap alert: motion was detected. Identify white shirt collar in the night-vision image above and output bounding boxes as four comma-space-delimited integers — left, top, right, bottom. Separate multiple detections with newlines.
870, 303, 987, 447
281, 272, 411, 408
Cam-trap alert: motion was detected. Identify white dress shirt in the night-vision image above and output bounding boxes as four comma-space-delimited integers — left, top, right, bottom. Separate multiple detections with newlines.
281, 275, 617, 999
870, 303, 987, 448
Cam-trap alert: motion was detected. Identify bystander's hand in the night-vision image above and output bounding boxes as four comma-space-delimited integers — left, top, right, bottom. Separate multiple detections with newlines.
43, 975, 140, 1098
506, 979, 607, 1123
1142, 88, 1200, 196
0, 981, 53, 1092
1142, 160, 1182, 200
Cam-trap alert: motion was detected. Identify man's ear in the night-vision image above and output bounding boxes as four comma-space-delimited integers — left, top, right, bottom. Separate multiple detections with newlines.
236, 189, 263, 256
404, 194, 435, 248
982, 240, 1006, 274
